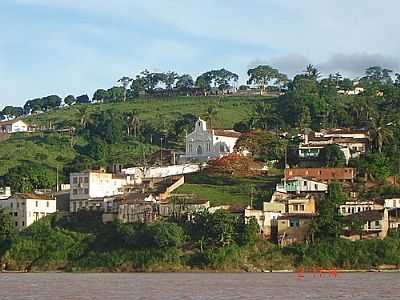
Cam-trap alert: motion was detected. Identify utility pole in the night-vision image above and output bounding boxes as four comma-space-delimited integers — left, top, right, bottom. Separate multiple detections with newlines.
56, 166, 59, 192
160, 137, 164, 166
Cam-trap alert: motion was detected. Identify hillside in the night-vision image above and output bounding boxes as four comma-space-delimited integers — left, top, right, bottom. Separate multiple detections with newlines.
0, 96, 272, 181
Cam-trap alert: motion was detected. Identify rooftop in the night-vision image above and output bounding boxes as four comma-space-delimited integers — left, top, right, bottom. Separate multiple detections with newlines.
344, 209, 384, 222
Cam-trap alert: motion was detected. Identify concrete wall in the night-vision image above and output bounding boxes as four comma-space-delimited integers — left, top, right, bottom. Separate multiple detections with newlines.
122, 164, 200, 179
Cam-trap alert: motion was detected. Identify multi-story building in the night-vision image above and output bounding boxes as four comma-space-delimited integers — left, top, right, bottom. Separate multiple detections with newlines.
0, 193, 56, 231
342, 209, 389, 240
181, 118, 241, 161
276, 177, 328, 194
69, 170, 138, 212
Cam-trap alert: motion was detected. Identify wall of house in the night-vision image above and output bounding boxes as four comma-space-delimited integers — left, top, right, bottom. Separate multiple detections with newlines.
0, 196, 56, 231
385, 198, 400, 208
11, 121, 28, 133
70, 172, 127, 201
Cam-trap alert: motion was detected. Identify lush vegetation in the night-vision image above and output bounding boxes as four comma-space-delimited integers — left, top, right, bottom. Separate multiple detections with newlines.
1, 209, 399, 272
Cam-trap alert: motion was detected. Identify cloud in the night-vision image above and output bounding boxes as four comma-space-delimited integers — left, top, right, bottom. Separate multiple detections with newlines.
248, 54, 311, 77
319, 53, 400, 77
248, 53, 400, 79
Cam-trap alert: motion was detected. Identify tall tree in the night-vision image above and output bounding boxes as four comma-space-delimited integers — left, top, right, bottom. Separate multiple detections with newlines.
118, 77, 133, 102
247, 65, 280, 95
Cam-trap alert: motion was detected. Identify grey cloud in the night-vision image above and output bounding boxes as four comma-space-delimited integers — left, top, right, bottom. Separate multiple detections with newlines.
248, 54, 311, 77
319, 53, 400, 78
249, 53, 400, 79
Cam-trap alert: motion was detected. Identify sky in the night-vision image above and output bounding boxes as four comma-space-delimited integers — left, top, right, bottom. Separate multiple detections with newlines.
1, 0, 400, 108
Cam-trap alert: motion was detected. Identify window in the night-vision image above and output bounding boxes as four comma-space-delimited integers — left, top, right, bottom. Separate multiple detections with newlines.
15, 222, 18, 227
293, 204, 299, 211
10, 203, 13, 209
315, 184, 318, 190
84, 177, 89, 183
35, 201, 38, 207
46, 201, 49, 208
342, 207, 346, 213
14, 212, 18, 217
289, 218, 300, 228
375, 221, 380, 227
73, 177, 78, 184
22, 221, 25, 227
17, 202, 19, 208
299, 205, 305, 211
84, 188, 89, 194
303, 181, 307, 187
73, 189, 78, 195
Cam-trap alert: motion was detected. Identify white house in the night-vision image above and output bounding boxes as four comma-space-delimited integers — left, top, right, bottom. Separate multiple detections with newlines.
70, 170, 134, 200
276, 177, 328, 194
0, 187, 11, 200
0, 193, 56, 231
182, 118, 241, 161
0, 119, 29, 133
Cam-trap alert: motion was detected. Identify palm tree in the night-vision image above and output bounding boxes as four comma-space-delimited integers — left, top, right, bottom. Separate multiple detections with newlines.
77, 106, 90, 129
118, 77, 133, 102
125, 111, 140, 137
370, 116, 394, 153
304, 64, 320, 80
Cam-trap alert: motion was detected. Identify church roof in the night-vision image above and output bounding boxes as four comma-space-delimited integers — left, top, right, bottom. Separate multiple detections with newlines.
210, 129, 241, 138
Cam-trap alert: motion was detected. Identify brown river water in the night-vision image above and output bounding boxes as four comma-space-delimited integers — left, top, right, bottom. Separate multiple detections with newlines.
0, 273, 398, 299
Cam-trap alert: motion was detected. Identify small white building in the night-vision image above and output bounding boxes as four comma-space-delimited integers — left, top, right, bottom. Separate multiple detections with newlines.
0, 119, 29, 133
182, 118, 241, 161
0, 187, 11, 200
0, 193, 56, 231
276, 177, 328, 194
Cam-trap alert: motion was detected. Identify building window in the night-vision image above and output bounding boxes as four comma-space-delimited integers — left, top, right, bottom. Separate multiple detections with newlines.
15, 222, 18, 227
73, 177, 78, 184
303, 181, 307, 187
14, 212, 18, 217
342, 207, 346, 213
46, 201, 49, 208
84, 188, 89, 194
10, 203, 13, 209
84, 177, 89, 183
293, 204, 298, 211
22, 221, 25, 227
73, 189, 78, 195
299, 205, 305, 211
35, 201, 38, 207
375, 221, 380, 227
289, 219, 300, 228
17, 202, 19, 208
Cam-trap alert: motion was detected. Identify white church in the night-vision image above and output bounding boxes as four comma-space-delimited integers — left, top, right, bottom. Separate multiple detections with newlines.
182, 118, 241, 161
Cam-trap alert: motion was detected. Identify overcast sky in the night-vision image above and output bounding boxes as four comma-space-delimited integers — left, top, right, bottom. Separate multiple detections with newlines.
1, 0, 400, 108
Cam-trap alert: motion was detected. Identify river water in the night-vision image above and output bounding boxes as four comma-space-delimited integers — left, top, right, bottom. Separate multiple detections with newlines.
0, 273, 398, 299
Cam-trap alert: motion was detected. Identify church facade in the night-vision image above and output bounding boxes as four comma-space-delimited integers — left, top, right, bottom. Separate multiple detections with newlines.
182, 118, 241, 161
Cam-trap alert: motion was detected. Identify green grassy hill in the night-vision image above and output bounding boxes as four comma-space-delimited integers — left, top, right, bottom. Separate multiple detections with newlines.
0, 96, 272, 180
26, 96, 268, 129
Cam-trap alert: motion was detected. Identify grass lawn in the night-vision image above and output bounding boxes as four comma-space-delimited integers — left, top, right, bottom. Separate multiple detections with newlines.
26, 96, 273, 129
176, 173, 281, 206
